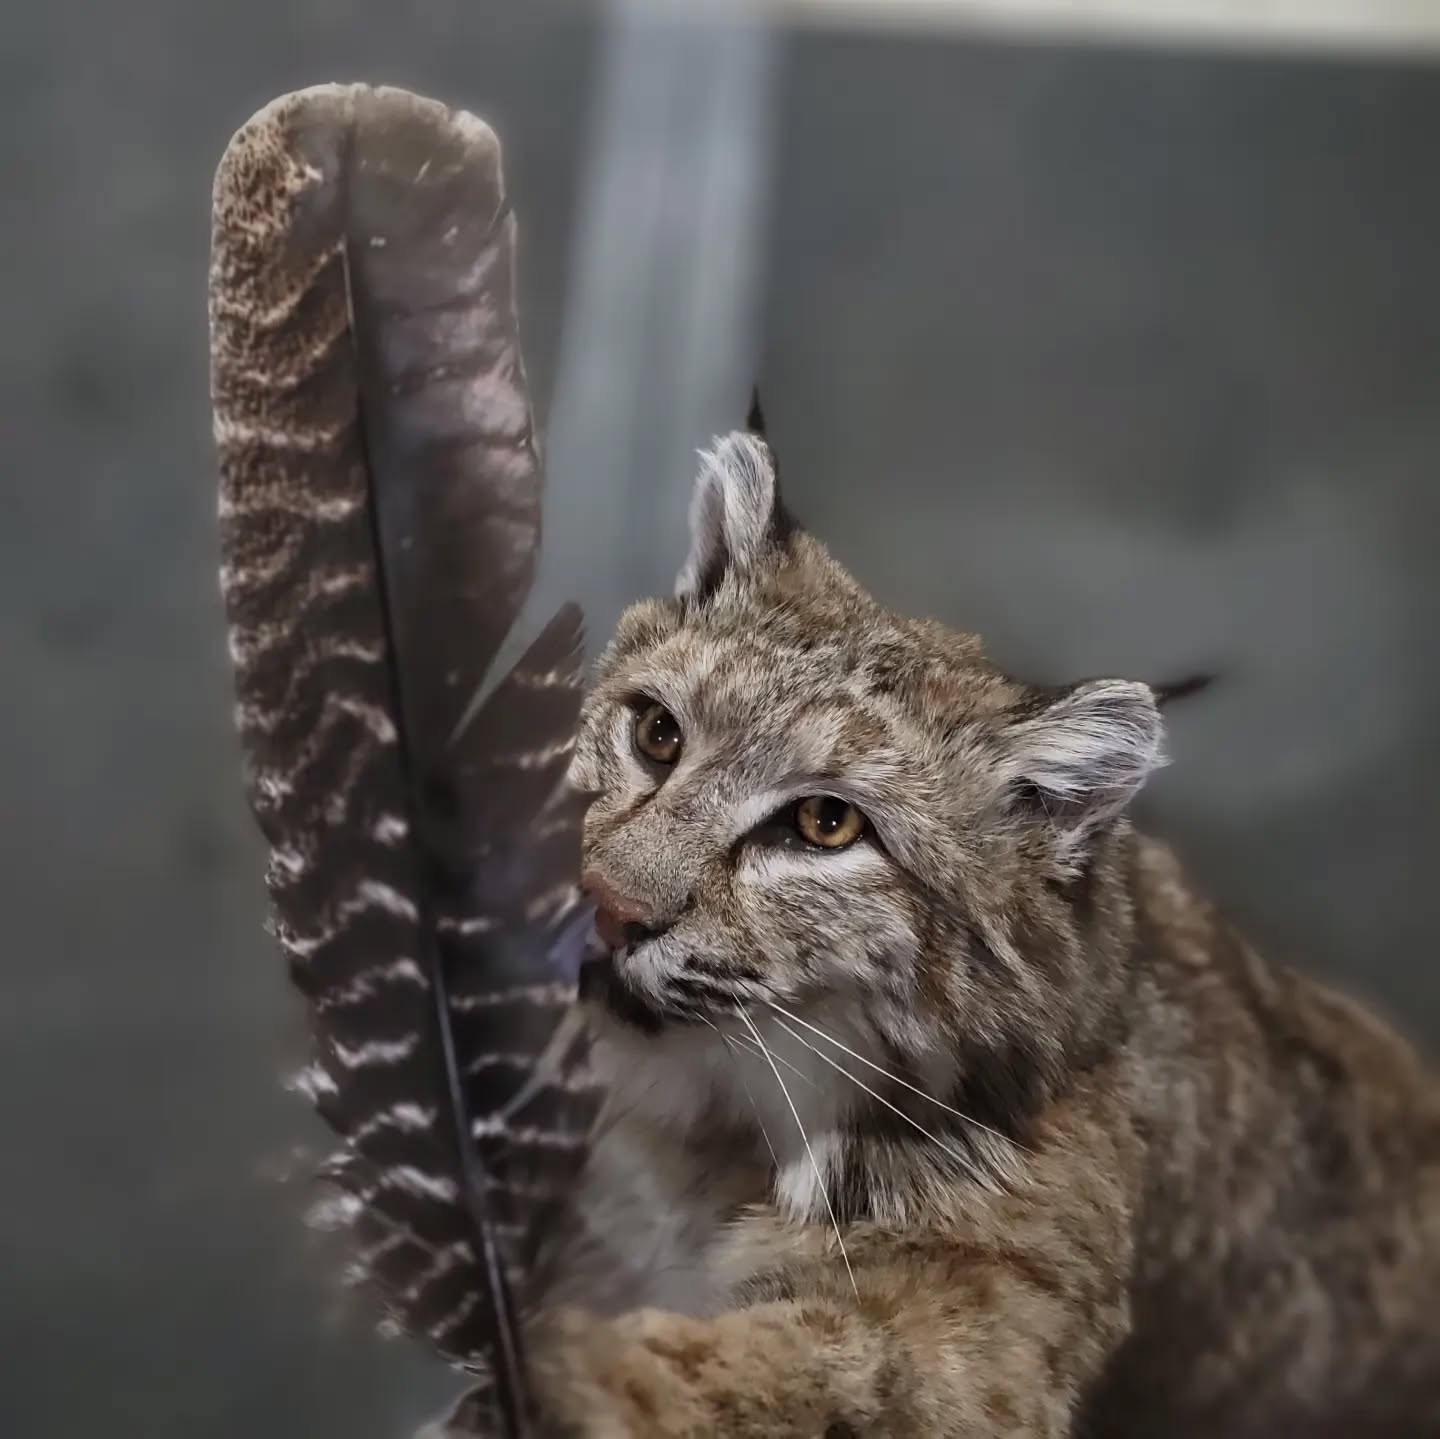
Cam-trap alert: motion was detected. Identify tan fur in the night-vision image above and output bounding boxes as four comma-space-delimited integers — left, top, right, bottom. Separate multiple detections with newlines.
510, 435, 1440, 1437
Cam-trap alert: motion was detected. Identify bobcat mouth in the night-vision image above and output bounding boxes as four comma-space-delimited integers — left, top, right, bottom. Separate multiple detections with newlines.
580, 936, 737, 1032
578, 942, 666, 1034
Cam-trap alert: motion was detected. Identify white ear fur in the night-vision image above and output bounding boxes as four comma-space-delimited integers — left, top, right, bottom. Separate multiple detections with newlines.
1005, 680, 1164, 842
674, 432, 782, 601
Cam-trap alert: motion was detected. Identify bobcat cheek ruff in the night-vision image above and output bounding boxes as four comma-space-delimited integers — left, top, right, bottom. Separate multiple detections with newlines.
209, 85, 601, 1435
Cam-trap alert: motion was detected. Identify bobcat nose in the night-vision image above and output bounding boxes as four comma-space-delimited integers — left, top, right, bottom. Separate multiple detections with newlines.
583, 871, 662, 951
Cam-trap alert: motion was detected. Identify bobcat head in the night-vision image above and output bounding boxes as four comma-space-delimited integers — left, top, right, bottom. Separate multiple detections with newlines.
570, 429, 1163, 1215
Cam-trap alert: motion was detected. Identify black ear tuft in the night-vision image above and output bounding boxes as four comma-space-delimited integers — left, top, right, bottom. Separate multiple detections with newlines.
744, 385, 798, 544
746, 385, 768, 439
1153, 673, 1218, 708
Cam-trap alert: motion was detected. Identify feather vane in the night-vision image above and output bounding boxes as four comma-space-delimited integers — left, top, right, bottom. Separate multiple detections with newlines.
209, 84, 600, 1433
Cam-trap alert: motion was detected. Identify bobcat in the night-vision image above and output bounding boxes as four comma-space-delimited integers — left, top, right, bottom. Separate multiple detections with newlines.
507, 428, 1440, 1437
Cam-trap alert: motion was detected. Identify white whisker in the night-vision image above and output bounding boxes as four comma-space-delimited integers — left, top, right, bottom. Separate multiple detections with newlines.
703, 1019, 780, 1171
769, 1015, 1007, 1194
761, 998, 1025, 1151
706, 1021, 818, 1090
737, 1004, 858, 1301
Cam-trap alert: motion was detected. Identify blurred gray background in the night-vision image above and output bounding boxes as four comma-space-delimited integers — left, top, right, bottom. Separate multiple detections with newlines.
3, 2, 1438, 1435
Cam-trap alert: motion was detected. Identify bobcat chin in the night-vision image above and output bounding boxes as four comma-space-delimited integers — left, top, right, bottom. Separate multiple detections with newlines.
502, 428, 1439, 1437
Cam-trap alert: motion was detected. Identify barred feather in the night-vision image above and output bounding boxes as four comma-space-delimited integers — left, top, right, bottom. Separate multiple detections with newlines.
209, 84, 601, 1434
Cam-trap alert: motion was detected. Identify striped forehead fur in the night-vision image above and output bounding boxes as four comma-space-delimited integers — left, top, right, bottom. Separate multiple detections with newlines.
574, 431, 1163, 1222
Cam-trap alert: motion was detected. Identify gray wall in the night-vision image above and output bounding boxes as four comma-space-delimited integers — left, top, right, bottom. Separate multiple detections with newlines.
2, 5, 1437, 1436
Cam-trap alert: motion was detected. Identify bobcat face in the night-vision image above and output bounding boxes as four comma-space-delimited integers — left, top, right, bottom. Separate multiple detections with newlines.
578, 611, 925, 1024
569, 433, 1162, 1187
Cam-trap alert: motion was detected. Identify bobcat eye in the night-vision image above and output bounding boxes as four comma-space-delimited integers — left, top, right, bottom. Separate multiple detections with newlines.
634, 701, 683, 765
794, 795, 866, 850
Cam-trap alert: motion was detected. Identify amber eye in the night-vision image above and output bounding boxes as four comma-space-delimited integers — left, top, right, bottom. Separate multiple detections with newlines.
794, 795, 866, 850
634, 701, 683, 765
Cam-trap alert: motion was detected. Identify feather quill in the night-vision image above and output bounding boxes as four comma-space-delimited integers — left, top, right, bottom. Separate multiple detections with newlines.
209, 84, 601, 1435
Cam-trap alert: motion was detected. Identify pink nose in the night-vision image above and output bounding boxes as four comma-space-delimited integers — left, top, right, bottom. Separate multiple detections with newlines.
582, 871, 656, 950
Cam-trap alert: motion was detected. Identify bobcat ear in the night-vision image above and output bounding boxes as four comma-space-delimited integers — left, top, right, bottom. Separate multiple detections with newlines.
675, 430, 795, 601
1003, 680, 1163, 849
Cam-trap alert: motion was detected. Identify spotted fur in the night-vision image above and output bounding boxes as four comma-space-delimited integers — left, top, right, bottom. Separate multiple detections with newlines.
504, 432, 1440, 1437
